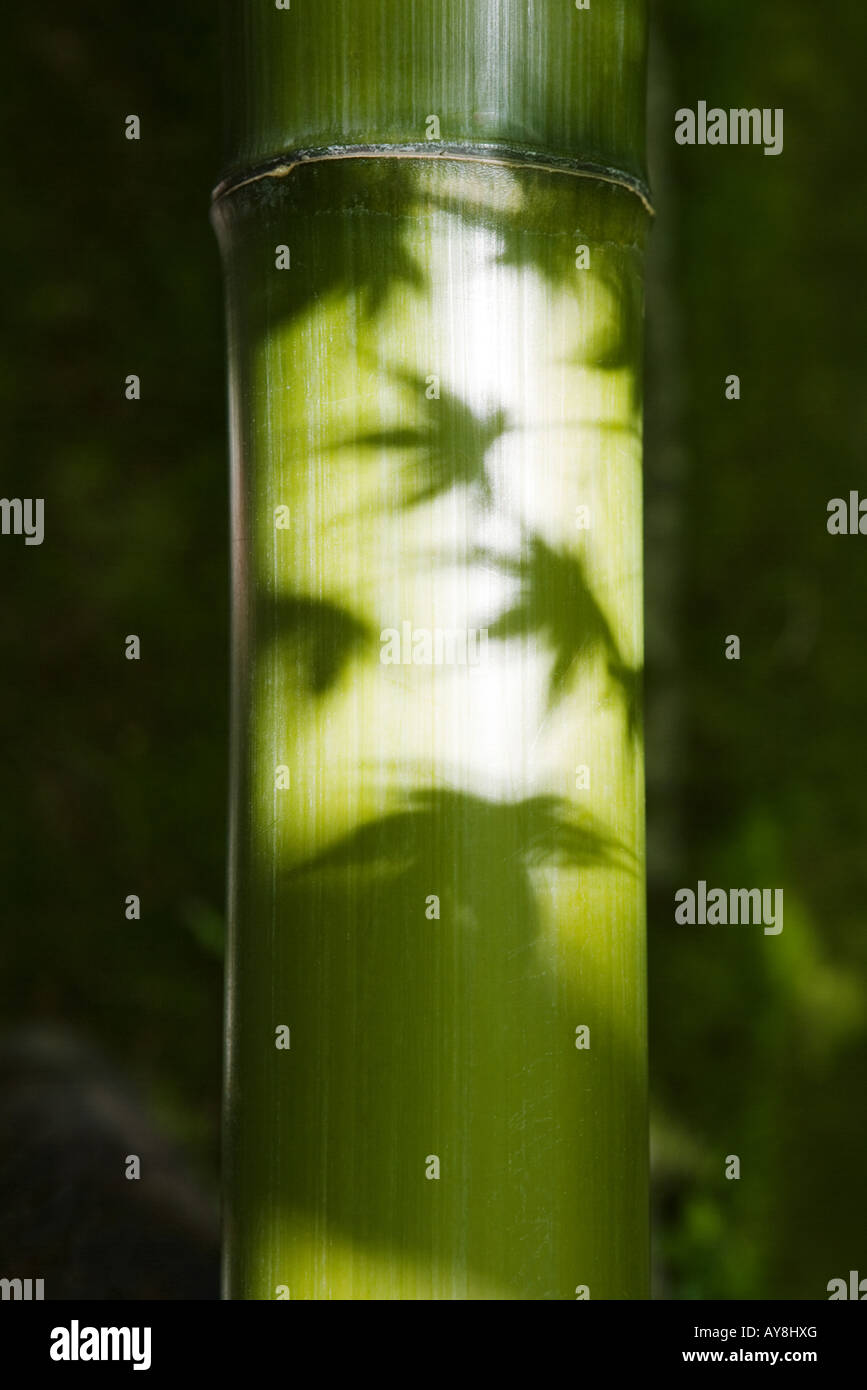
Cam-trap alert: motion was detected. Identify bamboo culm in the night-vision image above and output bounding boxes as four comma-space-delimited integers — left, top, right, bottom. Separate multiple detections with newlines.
214, 0, 650, 1300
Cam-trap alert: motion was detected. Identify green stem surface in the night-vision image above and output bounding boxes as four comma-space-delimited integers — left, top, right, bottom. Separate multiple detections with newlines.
215, 1, 650, 1301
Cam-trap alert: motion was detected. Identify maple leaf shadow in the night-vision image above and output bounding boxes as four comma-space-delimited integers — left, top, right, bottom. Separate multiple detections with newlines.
441, 186, 644, 409
257, 593, 372, 698
477, 534, 643, 738
332, 368, 510, 512
236, 161, 427, 340
288, 785, 633, 893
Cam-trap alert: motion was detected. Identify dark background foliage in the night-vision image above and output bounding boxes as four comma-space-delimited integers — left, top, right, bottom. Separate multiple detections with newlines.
1, 0, 864, 1298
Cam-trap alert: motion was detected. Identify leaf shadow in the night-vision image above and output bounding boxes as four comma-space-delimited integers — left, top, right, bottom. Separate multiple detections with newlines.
252, 785, 641, 1295
257, 593, 373, 698
476, 533, 643, 737
333, 368, 510, 512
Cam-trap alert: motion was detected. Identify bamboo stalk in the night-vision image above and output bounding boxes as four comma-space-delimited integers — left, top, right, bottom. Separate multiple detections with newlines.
214, 0, 650, 1301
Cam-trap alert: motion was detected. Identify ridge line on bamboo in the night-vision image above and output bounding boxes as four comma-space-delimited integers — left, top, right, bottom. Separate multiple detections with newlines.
211, 143, 655, 216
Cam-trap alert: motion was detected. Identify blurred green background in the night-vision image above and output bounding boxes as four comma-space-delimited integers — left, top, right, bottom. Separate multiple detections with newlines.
1, 0, 865, 1298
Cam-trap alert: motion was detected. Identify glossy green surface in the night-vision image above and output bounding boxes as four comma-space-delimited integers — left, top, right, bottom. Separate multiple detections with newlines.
221, 0, 648, 184
215, 158, 649, 1298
